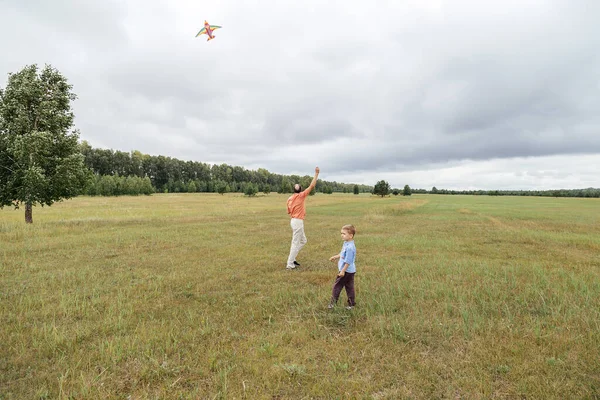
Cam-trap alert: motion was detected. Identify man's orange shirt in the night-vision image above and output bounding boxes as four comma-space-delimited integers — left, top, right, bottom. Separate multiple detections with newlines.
287, 189, 310, 219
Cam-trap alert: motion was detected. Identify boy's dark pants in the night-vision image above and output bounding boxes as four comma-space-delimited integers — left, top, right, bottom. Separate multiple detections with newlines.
330, 272, 356, 306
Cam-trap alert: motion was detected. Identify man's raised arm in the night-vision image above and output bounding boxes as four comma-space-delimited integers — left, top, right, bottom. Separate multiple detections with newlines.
307, 166, 320, 191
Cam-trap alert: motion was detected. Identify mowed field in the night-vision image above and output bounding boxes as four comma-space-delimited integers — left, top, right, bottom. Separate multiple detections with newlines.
1, 193, 599, 399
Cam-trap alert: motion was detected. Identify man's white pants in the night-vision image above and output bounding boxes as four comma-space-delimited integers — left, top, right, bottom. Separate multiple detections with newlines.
287, 218, 307, 268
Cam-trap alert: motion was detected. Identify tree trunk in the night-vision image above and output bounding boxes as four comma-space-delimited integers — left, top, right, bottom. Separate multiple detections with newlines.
25, 203, 33, 224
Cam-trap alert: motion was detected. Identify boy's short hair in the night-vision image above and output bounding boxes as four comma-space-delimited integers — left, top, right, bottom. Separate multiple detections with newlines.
342, 224, 356, 236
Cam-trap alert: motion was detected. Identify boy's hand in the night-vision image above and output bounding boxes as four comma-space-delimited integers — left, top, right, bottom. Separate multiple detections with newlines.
329, 255, 339, 262
337, 271, 345, 277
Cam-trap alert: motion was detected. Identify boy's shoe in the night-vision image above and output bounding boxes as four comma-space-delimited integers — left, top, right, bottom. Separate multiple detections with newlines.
327, 304, 334, 309
293, 260, 301, 266
345, 306, 354, 310
286, 265, 297, 270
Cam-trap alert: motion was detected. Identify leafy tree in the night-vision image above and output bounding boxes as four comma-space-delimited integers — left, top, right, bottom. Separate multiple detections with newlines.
140, 177, 154, 195
403, 185, 412, 196
373, 180, 390, 197
431, 186, 438, 194
244, 183, 258, 196
392, 189, 399, 196
196, 180, 208, 192
262, 184, 271, 195
0, 64, 90, 223
354, 185, 359, 195
279, 177, 292, 194
97, 175, 117, 196
216, 181, 228, 195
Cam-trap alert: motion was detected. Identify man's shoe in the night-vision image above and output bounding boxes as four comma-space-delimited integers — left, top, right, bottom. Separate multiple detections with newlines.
293, 260, 300, 266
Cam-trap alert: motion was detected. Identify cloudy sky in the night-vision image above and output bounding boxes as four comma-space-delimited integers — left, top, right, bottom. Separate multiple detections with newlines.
1, 0, 599, 190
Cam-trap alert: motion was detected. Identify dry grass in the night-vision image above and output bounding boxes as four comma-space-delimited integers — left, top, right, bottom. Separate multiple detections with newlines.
1, 193, 599, 399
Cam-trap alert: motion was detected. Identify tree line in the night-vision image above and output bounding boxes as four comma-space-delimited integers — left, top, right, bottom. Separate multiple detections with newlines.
372, 181, 600, 198
428, 187, 600, 198
78, 141, 373, 196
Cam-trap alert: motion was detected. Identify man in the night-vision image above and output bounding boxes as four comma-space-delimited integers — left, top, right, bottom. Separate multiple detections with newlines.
286, 166, 320, 269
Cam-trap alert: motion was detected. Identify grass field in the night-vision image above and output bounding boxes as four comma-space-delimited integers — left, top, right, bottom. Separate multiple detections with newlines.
1, 193, 599, 399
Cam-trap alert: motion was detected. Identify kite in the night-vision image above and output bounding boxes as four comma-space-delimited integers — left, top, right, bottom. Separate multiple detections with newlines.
196, 20, 221, 41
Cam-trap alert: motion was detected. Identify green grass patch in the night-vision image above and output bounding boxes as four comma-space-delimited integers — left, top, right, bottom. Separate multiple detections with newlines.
1, 193, 599, 398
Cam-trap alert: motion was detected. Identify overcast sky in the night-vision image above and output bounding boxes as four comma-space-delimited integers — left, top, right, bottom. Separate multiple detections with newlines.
1, 0, 599, 190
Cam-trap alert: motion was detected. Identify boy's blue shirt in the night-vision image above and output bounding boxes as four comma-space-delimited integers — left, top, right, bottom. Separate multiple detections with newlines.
338, 240, 356, 273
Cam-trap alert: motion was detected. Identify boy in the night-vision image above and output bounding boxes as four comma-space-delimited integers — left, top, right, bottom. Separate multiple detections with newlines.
328, 224, 357, 309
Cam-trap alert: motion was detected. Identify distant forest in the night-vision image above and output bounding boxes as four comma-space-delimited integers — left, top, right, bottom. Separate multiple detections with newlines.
420, 187, 600, 198
78, 142, 599, 198
78, 141, 372, 196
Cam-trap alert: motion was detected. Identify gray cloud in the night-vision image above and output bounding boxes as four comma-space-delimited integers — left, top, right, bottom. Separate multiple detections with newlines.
1, 0, 599, 189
